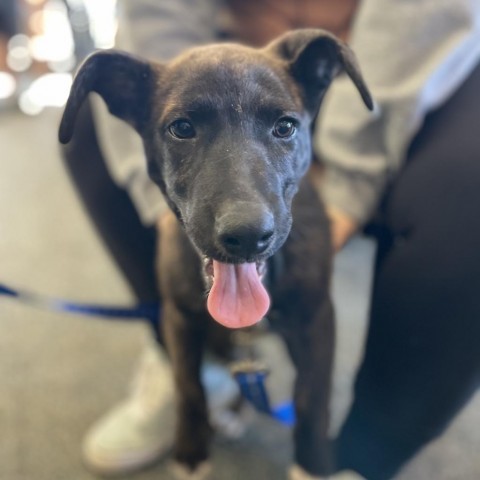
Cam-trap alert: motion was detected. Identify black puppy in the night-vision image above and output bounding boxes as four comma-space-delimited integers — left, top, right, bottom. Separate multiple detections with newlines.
59, 29, 372, 479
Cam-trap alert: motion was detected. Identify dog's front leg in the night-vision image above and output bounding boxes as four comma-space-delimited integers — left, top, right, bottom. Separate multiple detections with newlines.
162, 302, 213, 476
281, 296, 336, 478
157, 212, 213, 476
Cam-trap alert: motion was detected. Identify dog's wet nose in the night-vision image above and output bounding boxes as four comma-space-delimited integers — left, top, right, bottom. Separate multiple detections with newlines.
216, 206, 275, 258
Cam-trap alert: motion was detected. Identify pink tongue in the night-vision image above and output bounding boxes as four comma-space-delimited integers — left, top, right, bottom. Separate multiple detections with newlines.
207, 260, 270, 329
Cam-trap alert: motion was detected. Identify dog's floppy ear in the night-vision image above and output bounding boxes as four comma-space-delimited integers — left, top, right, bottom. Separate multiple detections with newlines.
59, 50, 156, 144
267, 29, 373, 114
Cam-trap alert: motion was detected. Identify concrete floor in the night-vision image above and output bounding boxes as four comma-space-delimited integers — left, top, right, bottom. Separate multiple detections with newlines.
0, 108, 479, 480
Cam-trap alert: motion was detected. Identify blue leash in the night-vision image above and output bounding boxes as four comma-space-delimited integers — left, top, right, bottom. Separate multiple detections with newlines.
232, 361, 296, 426
0, 280, 294, 426
0, 281, 159, 325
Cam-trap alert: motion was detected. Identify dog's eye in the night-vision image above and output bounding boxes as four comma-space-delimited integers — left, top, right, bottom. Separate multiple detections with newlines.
273, 118, 297, 138
168, 119, 196, 139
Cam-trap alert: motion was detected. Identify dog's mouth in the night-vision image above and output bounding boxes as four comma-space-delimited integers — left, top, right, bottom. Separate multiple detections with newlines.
203, 257, 270, 329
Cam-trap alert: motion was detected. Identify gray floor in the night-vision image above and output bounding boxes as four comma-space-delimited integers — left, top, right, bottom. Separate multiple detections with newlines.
0, 108, 479, 480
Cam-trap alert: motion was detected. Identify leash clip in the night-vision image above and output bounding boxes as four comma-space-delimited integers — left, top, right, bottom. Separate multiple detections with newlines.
231, 359, 272, 415
230, 352, 296, 426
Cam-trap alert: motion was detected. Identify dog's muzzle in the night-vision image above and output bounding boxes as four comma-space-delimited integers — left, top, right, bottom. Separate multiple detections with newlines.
214, 203, 275, 260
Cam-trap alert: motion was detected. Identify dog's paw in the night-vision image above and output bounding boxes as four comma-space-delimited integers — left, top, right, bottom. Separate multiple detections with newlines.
330, 471, 366, 480
170, 460, 212, 480
289, 465, 366, 480
289, 464, 326, 480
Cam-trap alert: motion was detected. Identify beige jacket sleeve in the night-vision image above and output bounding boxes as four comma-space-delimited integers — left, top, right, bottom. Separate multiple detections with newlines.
316, 0, 480, 225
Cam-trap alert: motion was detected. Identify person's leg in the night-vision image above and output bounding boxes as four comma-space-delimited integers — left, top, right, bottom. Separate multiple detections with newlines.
62, 99, 159, 304
337, 63, 480, 479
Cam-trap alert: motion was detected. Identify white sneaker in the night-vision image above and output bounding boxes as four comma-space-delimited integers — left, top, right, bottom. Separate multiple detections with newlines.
82, 343, 241, 475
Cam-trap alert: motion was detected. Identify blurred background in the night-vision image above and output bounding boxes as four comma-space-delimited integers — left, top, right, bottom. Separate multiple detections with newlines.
0, 0, 115, 114
0, 1, 479, 479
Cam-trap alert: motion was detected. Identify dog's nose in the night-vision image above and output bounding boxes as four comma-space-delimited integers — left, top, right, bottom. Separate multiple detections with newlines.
216, 206, 275, 258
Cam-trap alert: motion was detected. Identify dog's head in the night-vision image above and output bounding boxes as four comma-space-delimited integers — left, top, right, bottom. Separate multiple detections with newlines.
59, 29, 372, 328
